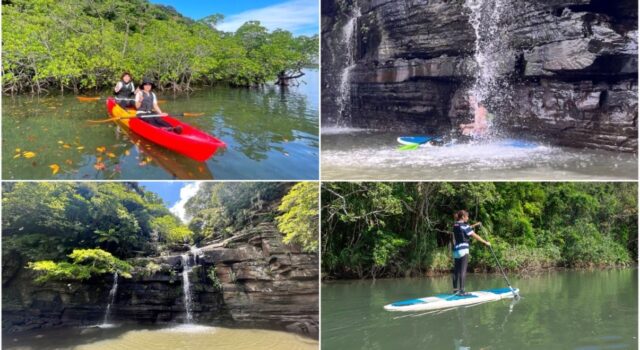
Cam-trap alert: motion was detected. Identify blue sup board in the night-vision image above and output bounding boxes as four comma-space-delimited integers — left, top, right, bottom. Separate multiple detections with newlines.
384, 287, 519, 312
397, 136, 432, 145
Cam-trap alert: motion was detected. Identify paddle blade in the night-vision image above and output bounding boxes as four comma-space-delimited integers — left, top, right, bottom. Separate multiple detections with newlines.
397, 143, 420, 151
77, 96, 101, 102
182, 112, 205, 117
87, 116, 120, 124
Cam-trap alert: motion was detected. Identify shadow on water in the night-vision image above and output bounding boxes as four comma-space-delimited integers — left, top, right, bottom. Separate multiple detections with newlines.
2, 69, 319, 180
321, 269, 638, 350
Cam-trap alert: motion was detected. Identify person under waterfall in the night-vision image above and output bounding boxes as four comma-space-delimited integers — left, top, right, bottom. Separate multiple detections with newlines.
452, 210, 491, 296
459, 95, 492, 137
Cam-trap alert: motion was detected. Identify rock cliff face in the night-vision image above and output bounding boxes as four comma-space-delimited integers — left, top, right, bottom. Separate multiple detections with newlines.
322, 0, 637, 152
2, 222, 318, 338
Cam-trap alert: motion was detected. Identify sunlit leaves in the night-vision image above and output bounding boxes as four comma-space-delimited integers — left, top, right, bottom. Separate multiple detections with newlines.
276, 182, 319, 252
2, 0, 318, 93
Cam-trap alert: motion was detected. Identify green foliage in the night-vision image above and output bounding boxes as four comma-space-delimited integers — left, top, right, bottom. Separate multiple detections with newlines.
2, 0, 318, 94
28, 248, 133, 283
322, 182, 637, 278
139, 261, 163, 277
207, 267, 222, 291
276, 182, 319, 252
185, 183, 288, 242
2, 182, 182, 261
150, 215, 193, 243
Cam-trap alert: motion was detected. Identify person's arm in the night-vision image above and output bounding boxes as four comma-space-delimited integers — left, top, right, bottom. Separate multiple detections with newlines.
470, 232, 490, 246
152, 94, 162, 114
114, 81, 122, 93
135, 91, 143, 109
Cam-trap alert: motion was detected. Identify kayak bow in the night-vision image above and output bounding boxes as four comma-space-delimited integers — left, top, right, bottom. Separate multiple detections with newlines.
106, 97, 225, 162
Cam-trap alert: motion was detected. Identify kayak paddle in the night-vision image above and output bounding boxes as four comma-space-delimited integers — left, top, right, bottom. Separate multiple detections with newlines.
88, 112, 205, 124
77, 96, 167, 103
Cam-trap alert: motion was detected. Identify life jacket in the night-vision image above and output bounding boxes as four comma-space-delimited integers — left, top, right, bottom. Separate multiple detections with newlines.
452, 221, 472, 251
137, 92, 156, 114
116, 80, 135, 98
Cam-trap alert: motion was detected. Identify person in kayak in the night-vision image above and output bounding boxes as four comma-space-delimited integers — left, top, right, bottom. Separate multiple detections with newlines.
114, 72, 138, 108
459, 95, 491, 137
135, 78, 182, 134
452, 210, 491, 296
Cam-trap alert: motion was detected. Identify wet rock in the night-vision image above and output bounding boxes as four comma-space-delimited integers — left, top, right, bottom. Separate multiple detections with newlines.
2, 222, 318, 339
323, 0, 638, 151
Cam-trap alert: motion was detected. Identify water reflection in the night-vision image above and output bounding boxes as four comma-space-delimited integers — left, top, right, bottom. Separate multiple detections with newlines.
2, 69, 319, 180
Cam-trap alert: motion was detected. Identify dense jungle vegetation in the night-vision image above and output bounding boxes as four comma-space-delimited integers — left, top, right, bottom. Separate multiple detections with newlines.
2, 0, 319, 94
2, 182, 318, 282
321, 182, 638, 279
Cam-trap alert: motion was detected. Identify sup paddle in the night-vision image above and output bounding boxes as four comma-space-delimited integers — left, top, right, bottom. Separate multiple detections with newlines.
88, 112, 205, 124
488, 244, 520, 299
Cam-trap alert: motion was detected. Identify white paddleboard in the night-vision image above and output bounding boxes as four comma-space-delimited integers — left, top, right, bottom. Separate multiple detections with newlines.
384, 287, 519, 312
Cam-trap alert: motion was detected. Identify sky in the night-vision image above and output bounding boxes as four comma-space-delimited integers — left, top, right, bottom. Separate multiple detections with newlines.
149, 0, 318, 36
139, 182, 201, 222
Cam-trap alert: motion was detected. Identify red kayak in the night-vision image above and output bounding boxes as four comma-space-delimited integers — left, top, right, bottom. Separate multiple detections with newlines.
106, 97, 225, 162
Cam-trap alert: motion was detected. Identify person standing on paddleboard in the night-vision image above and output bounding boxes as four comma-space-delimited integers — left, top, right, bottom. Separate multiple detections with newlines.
114, 72, 138, 108
135, 78, 182, 134
452, 210, 491, 296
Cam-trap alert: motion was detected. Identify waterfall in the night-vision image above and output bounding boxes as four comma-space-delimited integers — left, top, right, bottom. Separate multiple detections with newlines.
190, 245, 203, 264
464, 0, 514, 108
102, 272, 118, 325
181, 254, 194, 323
336, 4, 361, 124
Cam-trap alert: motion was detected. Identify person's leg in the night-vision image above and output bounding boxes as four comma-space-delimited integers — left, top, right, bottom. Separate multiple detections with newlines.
143, 116, 172, 128
459, 254, 469, 292
453, 257, 461, 292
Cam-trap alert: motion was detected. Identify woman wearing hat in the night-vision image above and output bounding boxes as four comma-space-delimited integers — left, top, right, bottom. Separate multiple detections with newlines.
135, 78, 182, 134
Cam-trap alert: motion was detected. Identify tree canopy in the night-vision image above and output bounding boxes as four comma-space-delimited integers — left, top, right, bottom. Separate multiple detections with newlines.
322, 182, 638, 279
2, 0, 318, 94
2, 182, 191, 262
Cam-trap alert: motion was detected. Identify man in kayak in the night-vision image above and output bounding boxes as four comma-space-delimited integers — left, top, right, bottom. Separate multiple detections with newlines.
459, 95, 491, 137
114, 72, 138, 108
135, 78, 182, 134
452, 210, 491, 296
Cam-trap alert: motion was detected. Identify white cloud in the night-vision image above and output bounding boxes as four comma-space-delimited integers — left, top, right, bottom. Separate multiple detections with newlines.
217, 0, 318, 35
170, 182, 202, 223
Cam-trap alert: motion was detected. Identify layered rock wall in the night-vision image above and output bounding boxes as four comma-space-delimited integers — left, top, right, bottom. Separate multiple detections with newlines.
2, 222, 318, 338
322, 0, 637, 151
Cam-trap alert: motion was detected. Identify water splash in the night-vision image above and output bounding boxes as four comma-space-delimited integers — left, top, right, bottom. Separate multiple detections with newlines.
336, 4, 361, 125
181, 254, 194, 323
102, 272, 118, 326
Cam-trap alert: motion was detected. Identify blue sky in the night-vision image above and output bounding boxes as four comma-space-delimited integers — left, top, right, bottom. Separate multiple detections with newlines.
149, 0, 318, 36
139, 182, 201, 222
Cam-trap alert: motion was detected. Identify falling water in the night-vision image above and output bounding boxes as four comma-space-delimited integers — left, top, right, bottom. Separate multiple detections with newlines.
102, 272, 118, 325
336, 4, 361, 124
190, 246, 203, 264
181, 254, 194, 323
464, 0, 514, 106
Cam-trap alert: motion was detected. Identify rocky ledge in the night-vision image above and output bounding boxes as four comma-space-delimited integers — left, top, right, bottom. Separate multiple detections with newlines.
2, 222, 318, 338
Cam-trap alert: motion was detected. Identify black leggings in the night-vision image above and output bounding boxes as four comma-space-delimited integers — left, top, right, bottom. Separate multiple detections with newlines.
138, 115, 172, 128
453, 254, 469, 291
